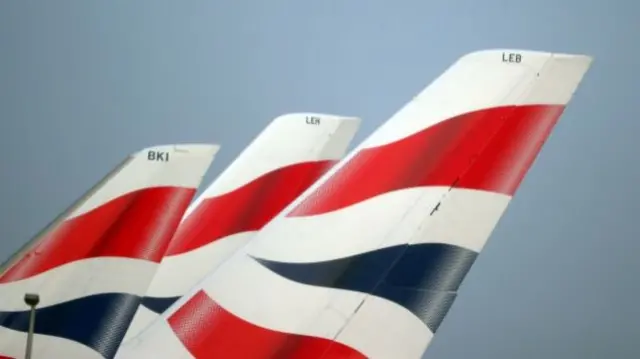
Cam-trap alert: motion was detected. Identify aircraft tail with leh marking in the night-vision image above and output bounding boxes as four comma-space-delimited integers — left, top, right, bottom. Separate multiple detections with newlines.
123, 113, 361, 340
0, 144, 219, 359
118, 49, 592, 359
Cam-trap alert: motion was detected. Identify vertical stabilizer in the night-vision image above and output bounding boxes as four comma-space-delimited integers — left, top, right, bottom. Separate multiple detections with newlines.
120, 50, 592, 359
124, 113, 361, 340
0, 144, 219, 359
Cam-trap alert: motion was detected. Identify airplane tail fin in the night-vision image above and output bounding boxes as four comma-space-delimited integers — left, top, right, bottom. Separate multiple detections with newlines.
118, 50, 592, 359
124, 113, 361, 340
0, 144, 218, 359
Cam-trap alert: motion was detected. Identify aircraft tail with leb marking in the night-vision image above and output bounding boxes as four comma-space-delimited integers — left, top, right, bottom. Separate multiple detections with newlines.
117, 49, 592, 359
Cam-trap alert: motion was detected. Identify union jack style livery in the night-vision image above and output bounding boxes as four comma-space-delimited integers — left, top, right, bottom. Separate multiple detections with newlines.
125, 113, 361, 340
119, 49, 592, 359
0, 144, 219, 359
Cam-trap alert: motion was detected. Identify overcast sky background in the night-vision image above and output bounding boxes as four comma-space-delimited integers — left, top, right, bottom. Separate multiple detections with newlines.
0, 1, 637, 358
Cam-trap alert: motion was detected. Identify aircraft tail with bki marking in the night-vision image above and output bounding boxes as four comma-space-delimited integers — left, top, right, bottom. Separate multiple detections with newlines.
123, 113, 361, 340
117, 50, 592, 359
0, 144, 219, 359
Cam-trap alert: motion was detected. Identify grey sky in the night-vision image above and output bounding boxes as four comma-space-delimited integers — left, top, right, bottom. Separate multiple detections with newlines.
0, 1, 637, 358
